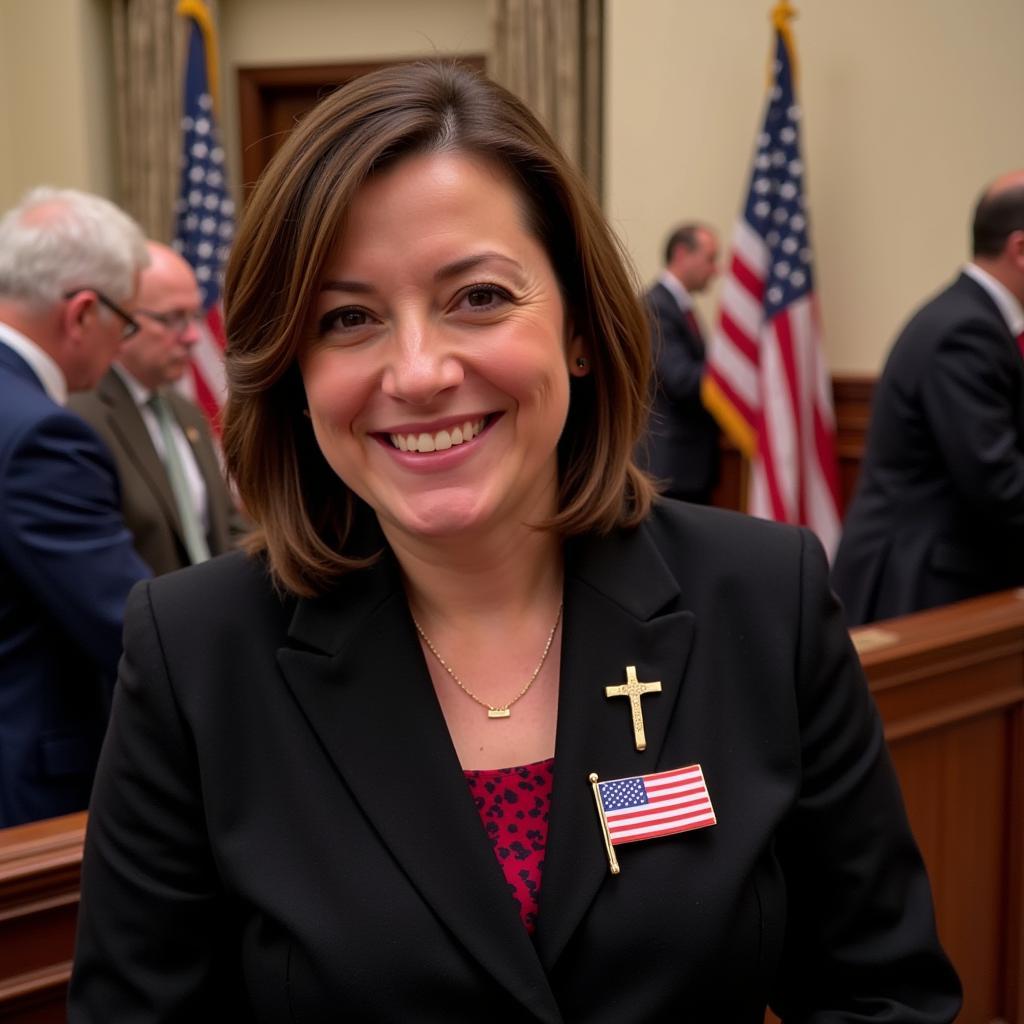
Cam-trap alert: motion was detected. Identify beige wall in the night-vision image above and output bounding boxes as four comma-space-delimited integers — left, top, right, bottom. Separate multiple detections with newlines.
606, 0, 1024, 372
218, 0, 490, 195
0, 0, 116, 207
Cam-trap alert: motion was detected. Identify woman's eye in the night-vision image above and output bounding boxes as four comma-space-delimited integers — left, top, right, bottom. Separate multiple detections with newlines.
318, 307, 374, 334
459, 285, 511, 311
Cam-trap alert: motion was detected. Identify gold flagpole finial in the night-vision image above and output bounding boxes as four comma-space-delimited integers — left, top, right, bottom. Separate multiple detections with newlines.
767, 0, 800, 89
177, 0, 221, 117
770, 0, 797, 30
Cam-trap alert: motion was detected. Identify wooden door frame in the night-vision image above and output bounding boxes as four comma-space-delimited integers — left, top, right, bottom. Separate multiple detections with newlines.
237, 57, 486, 192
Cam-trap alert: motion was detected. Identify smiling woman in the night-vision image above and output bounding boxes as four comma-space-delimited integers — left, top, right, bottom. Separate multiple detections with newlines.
69, 62, 961, 1022
299, 150, 585, 549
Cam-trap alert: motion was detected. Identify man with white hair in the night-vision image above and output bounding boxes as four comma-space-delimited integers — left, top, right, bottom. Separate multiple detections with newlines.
0, 186, 151, 827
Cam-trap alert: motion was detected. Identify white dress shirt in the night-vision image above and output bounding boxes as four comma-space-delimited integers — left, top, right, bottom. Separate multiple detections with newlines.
0, 320, 67, 404
963, 262, 1024, 338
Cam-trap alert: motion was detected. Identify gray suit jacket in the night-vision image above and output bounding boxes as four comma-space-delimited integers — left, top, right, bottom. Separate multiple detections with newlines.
69, 369, 243, 575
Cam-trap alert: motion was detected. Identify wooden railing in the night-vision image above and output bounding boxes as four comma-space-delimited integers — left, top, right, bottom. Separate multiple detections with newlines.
0, 812, 84, 1021
854, 589, 1024, 1024
3, 588, 1022, 1024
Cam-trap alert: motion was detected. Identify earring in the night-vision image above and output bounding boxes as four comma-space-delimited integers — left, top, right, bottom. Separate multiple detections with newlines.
575, 357, 587, 369
302, 408, 311, 419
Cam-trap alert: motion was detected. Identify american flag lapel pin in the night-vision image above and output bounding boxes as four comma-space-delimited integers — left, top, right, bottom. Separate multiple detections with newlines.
588, 765, 716, 875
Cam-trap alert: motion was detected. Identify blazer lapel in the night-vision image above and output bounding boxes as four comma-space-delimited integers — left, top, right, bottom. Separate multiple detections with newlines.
536, 522, 696, 969
276, 551, 563, 1023
169, 395, 231, 545
97, 372, 183, 536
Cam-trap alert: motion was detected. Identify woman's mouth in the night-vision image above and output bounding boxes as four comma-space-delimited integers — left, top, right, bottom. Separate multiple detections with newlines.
388, 416, 489, 453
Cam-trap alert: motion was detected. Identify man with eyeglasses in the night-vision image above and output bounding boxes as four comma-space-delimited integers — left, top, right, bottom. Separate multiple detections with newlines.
0, 187, 152, 828
70, 241, 243, 576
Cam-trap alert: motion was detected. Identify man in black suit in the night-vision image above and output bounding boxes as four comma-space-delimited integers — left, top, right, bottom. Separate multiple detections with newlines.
833, 170, 1024, 626
637, 222, 721, 503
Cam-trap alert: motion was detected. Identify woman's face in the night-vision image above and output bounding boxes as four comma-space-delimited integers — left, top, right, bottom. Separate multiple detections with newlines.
299, 150, 586, 548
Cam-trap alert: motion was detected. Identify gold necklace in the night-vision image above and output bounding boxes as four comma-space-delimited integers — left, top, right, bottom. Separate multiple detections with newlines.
413, 603, 563, 719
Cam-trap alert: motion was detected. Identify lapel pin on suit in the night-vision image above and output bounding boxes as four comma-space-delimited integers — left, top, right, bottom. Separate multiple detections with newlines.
589, 766, 717, 874
605, 665, 661, 750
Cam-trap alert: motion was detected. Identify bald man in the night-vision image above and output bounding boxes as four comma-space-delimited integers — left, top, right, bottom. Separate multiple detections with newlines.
832, 170, 1024, 625
70, 242, 243, 575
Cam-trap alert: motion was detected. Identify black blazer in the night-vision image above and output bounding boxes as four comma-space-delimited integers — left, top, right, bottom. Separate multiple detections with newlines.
833, 273, 1024, 626
635, 282, 720, 499
70, 502, 959, 1022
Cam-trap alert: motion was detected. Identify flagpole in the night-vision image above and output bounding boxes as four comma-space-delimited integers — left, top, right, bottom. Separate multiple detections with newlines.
770, 0, 799, 87
177, 0, 221, 116
588, 774, 620, 875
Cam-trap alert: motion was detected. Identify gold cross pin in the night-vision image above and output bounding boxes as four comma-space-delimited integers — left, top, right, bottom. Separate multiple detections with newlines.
605, 665, 662, 751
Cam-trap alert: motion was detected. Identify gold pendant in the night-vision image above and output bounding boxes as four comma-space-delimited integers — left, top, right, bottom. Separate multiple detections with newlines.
487, 708, 511, 719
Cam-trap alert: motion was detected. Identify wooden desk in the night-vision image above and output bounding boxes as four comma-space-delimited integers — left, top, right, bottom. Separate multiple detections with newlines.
0, 812, 84, 1021
854, 589, 1024, 1024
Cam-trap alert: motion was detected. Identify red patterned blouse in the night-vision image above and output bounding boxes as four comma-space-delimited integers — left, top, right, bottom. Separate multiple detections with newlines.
463, 758, 555, 934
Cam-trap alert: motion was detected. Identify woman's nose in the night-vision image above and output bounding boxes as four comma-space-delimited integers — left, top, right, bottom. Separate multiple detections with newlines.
381, 322, 463, 404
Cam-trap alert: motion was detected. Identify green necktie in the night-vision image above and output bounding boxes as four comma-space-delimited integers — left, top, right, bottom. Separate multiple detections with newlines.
148, 393, 211, 565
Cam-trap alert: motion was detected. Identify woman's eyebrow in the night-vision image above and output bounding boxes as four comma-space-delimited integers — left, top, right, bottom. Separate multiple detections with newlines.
319, 279, 375, 294
434, 252, 526, 284
318, 253, 528, 294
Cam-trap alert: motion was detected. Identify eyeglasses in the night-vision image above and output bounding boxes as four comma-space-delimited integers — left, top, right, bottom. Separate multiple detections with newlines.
64, 289, 140, 340
135, 309, 205, 334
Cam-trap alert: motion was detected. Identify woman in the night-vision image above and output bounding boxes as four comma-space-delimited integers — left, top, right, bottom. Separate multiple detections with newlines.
70, 62, 960, 1021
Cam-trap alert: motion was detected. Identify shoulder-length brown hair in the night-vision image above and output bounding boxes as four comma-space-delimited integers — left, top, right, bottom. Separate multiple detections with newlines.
223, 60, 654, 596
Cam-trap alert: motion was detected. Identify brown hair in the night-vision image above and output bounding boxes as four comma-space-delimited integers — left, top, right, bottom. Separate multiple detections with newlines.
223, 60, 654, 596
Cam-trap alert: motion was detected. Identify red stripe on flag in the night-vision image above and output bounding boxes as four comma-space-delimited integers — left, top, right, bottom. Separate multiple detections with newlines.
189, 365, 221, 435
755, 406, 788, 523
772, 311, 806, 523
205, 304, 227, 352
731, 252, 765, 302
721, 310, 760, 365
610, 813, 717, 845
707, 365, 756, 428
813, 404, 842, 507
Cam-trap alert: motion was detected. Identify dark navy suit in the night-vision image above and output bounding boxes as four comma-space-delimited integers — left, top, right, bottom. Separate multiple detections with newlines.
636, 281, 720, 502
0, 342, 149, 827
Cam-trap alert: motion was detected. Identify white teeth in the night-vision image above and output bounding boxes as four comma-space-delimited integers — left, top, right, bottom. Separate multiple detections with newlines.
389, 417, 486, 453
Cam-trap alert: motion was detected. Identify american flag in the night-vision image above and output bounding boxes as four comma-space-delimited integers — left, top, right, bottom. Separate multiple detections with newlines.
596, 765, 716, 846
703, 11, 841, 556
172, 0, 234, 432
